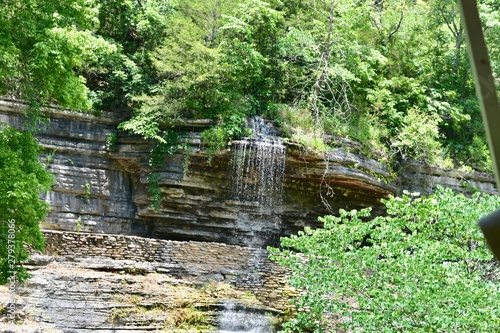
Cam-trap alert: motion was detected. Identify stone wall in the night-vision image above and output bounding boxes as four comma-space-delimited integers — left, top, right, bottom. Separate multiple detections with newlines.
43, 230, 292, 310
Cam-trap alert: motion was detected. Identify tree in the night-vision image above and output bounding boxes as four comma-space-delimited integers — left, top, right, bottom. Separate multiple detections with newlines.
120, 0, 286, 150
86, 0, 175, 110
278, 0, 371, 130
0, 0, 117, 114
111, 0, 496, 170
0, 126, 54, 284
0, 0, 113, 284
269, 187, 500, 332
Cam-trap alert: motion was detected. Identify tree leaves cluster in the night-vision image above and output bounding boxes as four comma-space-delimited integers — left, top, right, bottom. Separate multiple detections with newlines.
0, 0, 119, 112
105, 0, 498, 171
269, 187, 500, 332
0, 126, 53, 284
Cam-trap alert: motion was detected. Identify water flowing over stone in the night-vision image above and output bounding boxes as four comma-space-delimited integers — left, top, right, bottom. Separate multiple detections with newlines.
231, 116, 286, 209
217, 301, 274, 333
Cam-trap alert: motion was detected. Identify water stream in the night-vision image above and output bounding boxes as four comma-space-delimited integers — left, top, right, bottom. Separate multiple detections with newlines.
217, 301, 274, 333
231, 116, 286, 209
221, 116, 285, 333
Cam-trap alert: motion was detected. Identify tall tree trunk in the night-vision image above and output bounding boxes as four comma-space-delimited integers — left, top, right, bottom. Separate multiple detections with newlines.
311, 0, 335, 125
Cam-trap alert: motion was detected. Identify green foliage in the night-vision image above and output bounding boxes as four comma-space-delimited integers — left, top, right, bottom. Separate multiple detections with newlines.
202, 112, 250, 153
120, 0, 284, 148
45, 148, 57, 165
105, 132, 118, 152
391, 107, 452, 168
467, 135, 493, 171
0, 0, 118, 113
86, 0, 175, 109
269, 187, 500, 332
0, 126, 54, 284
84, 182, 91, 203
76, 216, 82, 233
149, 131, 182, 167
3, 0, 499, 169
147, 172, 162, 211
147, 130, 182, 210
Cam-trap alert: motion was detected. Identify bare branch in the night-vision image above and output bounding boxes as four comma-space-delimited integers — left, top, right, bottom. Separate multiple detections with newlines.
383, 10, 403, 46
440, 6, 459, 37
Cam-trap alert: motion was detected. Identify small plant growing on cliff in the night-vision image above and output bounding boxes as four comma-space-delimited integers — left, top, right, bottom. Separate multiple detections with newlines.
182, 146, 192, 175
269, 186, 500, 332
109, 307, 129, 323
105, 131, 118, 152
147, 172, 162, 210
165, 307, 211, 331
84, 182, 91, 203
76, 216, 82, 232
45, 148, 56, 165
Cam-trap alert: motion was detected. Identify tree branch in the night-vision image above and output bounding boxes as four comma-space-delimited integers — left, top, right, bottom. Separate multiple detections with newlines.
383, 10, 403, 46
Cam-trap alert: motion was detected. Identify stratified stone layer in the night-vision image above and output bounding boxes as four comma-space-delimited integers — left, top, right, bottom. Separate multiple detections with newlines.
0, 98, 496, 248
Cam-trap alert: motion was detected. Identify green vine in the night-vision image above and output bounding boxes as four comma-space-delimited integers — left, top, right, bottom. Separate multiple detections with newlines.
84, 182, 91, 203
147, 172, 162, 210
147, 130, 183, 210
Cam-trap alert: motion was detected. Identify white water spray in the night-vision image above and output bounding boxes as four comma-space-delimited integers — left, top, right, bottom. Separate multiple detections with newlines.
217, 301, 274, 333
231, 116, 286, 209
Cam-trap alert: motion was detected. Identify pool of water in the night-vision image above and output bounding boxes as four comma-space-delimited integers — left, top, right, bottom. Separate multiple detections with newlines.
217, 301, 274, 333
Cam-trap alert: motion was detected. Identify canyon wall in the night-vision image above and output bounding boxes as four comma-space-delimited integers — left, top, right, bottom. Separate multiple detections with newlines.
0, 98, 497, 332
2, 98, 494, 249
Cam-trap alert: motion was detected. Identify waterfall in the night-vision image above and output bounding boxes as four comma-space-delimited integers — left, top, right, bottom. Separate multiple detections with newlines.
222, 116, 283, 333
217, 301, 274, 333
231, 116, 286, 209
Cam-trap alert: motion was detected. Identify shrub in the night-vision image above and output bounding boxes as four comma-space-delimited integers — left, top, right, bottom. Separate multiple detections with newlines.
269, 186, 500, 332
391, 107, 448, 166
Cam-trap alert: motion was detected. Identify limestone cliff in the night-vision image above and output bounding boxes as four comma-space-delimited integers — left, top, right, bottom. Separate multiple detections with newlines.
0, 98, 497, 332
0, 98, 401, 247
1, 98, 496, 248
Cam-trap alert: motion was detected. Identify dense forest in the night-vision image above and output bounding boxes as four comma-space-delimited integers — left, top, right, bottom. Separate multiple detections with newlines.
1, 0, 499, 170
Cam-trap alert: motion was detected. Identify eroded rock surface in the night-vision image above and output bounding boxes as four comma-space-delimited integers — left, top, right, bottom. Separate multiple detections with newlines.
2, 259, 277, 333
0, 99, 401, 248
1, 98, 495, 248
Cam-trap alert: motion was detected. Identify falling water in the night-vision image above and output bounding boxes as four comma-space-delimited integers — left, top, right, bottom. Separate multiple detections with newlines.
217, 301, 274, 333
223, 116, 284, 333
231, 116, 286, 208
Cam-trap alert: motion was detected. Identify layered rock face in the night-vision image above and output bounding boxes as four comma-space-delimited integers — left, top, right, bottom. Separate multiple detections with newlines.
0, 98, 497, 332
1, 98, 496, 248
0, 231, 287, 333
0, 99, 399, 248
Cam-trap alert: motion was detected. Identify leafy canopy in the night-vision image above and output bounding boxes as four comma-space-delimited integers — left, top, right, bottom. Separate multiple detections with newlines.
269, 187, 500, 332
0, 0, 117, 112
111, 0, 499, 170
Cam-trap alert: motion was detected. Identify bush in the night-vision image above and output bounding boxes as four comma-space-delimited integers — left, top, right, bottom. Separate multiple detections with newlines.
269, 186, 500, 332
391, 107, 448, 166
